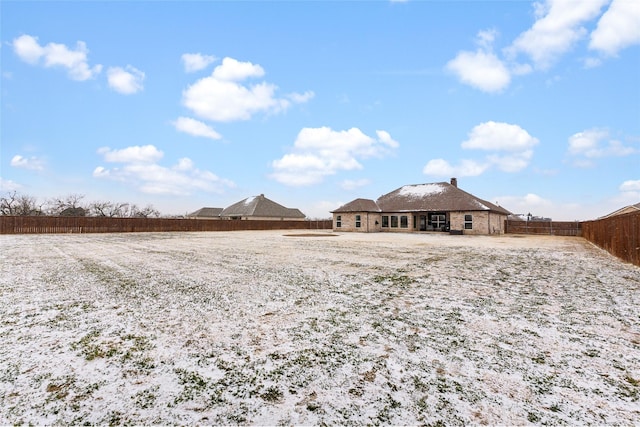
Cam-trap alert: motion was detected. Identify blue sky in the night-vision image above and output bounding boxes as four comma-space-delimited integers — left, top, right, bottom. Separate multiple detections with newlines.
2, 0, 639, 220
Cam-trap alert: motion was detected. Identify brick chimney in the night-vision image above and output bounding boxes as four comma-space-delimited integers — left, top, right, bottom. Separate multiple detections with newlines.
450, 177, 458, 188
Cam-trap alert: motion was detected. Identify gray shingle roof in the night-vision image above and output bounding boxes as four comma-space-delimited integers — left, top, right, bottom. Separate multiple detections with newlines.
220, 194, 306, 219
331, 198, 381, 213
188, 207, 223, 218
377, 182, 511, 214
332, 182, 511, 215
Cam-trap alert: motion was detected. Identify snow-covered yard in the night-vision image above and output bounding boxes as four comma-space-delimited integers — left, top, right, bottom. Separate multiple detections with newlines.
1, 230, 639, 425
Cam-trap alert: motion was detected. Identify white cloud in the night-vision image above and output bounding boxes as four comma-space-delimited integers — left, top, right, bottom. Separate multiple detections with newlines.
212, 57, 265, 81
422, 158, 489, 177
341, 179, 371, 191
172, 117, 222, 140
271, 127, 399, 186
287, 90, 315, 104
181, 53, 217, 73
463, 121, 538, 172
0, 177, 23, 191
446, 32, 511, 93
496, 193, 553, 216
107, 66, 145, 95
174, 158, 194, 171
507, 0, 609, 70
12, 34, 102, 81
448, 0, 638, 90
10, 154, 45, 171
375, 130, 400, 148
182, 56, 311, 122
97, 145, 163, 163
589, 0, 640, 56
94, 145, 234, 195
462, 121, 539, 151
424, 121, 538, 177
487, 150, 534, 173
620, 179, 640, 192
568, 128, 637, 163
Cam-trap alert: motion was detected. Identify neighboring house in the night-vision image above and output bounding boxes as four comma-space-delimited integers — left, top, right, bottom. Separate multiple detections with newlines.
219, 194, 306, 221
599, 202, 640, 219
331, 178, 511, 235
187, 207, 223, 219
59, 207, 86, 217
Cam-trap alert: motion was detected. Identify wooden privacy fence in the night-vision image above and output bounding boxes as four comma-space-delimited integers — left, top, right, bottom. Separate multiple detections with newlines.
582, 211, 640, 267
0, 216, 332, 234
504, 220, 582, 236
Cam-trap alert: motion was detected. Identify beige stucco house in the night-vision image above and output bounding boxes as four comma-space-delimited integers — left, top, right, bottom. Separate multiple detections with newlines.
331, 178, 511, 235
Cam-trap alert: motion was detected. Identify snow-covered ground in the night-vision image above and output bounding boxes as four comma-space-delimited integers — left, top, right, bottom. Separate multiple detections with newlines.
1, 231, 638, 425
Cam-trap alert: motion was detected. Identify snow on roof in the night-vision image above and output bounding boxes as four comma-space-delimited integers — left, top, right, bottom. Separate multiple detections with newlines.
474, 199, 490, 210
398, 183, 446, 198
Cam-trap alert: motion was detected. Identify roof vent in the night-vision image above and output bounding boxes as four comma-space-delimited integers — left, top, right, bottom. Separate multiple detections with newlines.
451, 177, 458, 188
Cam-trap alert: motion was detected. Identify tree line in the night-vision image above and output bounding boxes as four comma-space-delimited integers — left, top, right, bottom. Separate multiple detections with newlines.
0, 191, 161, 218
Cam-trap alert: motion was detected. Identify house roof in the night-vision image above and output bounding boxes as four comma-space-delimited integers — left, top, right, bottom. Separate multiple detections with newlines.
59, 207, 86, 217
599, 202, 640, 219
332, 181, 511, 215
331, 198, 381, 213
188, 207, 223, 218
219, 194, 306, 219
377, 182, 511, 215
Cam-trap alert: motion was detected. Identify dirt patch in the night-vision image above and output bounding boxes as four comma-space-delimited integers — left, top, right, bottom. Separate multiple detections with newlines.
283, 233, 339, 237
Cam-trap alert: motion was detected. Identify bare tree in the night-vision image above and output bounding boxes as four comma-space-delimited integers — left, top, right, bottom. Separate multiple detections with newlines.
90, 201, 131, 217
0, 191, 43, 216
130, 204, 161, 218
46, 194, 87, 216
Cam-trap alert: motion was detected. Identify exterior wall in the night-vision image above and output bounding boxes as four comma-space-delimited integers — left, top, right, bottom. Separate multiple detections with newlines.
450, 211, 506, 235
379, 212, 416, 233
488, 213, 506, 234
334, 211, 506, 234
333, 212, 381, 232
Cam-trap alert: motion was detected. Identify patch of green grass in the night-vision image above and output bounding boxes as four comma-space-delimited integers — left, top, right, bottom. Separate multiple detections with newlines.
133, 386, 158, 409
260, 385, 283, 402
372, 273, 414, 287
71, 330, 114, 361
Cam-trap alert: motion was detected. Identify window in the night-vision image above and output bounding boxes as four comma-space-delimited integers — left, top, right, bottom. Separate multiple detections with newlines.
464, 214, 473, 229
390, 215, 398, 228
355, 214, 361, 228
400, 215, 408, 228
336, 215, 342, 228
430, 214, 446, 229
382, 216, 389, 227
413, 216, 417, 229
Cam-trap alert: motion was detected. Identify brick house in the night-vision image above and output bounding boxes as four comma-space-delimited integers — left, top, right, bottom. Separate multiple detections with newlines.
331, 178, 511, 235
